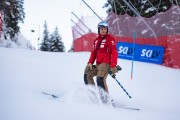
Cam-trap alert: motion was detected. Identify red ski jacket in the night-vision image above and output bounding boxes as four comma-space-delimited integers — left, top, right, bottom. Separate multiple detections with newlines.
88, 34, 118, 68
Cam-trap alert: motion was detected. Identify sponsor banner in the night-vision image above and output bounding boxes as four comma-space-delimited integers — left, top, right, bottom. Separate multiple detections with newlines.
117, 42, 164, 64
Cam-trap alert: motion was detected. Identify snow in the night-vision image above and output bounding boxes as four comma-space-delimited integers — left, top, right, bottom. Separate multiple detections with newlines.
142, 29, 149, 34
0, 33, 33, 49
112, 18, 119, 24
161, 24, 166, 27
5, 2, 10, 5
142, 0, 148, 4
144, 7, 156, 13
0, 47, 180, 120
153, 18, 159, 24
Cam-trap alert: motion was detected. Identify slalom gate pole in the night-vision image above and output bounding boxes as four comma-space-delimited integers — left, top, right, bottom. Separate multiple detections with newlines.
131, 32, 136, 80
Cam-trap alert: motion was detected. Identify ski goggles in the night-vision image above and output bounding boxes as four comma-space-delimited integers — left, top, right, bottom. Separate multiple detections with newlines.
98, 21, 108, 28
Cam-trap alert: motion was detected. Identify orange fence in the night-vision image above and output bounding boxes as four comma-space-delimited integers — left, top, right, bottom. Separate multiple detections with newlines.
73, 33, 180, 69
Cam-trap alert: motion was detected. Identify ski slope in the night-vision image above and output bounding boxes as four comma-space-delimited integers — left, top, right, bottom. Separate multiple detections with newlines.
0, 47, 180, 120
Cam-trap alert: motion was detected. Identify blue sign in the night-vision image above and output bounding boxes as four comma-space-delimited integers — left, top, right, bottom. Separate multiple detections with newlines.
117, 42, 164, 64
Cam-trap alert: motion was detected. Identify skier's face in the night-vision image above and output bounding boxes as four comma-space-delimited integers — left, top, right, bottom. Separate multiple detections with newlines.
99, 28, 107, 36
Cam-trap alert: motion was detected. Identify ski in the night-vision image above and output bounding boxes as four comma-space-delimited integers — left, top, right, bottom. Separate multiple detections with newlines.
112, 102, 140, 111
114, 106, 140, 111
41, 91, 59, 98
41, 91, 140, 111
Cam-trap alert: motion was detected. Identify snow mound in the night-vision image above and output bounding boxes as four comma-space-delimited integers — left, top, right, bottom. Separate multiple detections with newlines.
0, 33, 33, 49
44, 85, 113, 106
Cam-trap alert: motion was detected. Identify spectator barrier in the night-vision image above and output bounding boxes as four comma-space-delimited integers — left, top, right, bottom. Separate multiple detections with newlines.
73, 33, 180, 69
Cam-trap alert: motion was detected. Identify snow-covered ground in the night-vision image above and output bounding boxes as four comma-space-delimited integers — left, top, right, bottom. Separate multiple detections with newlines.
0, 34, 33, 49
0, 47, 180, 120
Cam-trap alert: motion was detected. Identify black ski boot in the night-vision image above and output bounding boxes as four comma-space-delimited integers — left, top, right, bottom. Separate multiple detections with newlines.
97, 77, 109, 104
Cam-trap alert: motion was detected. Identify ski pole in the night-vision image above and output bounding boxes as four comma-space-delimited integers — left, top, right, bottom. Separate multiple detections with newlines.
114, 78, 132, 99
108, 66, 132, 99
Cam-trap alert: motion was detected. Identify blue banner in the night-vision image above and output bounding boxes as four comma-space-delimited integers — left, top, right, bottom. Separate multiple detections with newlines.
117, 42, 164, 64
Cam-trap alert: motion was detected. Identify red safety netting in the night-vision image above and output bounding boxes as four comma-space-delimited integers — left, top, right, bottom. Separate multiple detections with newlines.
73, 34, 180, 69
163, 36, 180, 69
73, 32, 98, 52
0, 11, 2, 38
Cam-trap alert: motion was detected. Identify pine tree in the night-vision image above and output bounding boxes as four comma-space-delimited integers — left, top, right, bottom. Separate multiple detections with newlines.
1, 0, 25, 39
104, 0, 179, 18
49, 27, 65, 52
40, 21, 50, 51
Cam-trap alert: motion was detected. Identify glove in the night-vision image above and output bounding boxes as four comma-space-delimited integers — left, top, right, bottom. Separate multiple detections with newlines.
88, 63, 93, 70
110, 67, 118, 76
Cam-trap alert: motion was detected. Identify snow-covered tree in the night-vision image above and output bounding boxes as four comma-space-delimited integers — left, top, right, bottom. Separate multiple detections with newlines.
104, 0, 179, 18
49, 27, 65, 52
40, 21, 50, 51
0, 0, 25, 39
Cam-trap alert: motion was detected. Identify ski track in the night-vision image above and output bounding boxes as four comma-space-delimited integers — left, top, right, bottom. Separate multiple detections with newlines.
0, 48, 180, 120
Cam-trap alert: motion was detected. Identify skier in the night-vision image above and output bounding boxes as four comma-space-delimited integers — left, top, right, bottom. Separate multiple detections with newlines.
84, 21, 118, 103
